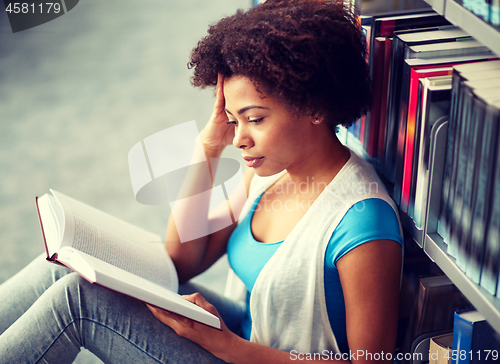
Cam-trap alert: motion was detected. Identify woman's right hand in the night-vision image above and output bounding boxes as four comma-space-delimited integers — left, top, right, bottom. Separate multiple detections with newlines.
199, 73, 235, 156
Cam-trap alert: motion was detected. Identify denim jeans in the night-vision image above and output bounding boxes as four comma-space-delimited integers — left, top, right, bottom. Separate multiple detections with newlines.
0, 254, 246, 364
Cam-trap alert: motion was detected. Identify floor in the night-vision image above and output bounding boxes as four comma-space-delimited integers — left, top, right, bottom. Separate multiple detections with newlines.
0, 0, 248, 362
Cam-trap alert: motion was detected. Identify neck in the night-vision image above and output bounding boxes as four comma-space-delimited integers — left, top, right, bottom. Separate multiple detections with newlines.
285, 125, 350, 190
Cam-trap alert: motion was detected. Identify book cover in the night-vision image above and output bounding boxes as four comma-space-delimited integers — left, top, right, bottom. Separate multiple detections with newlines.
408, 78, 426, 220
413, 77, 452, 229
451, 308, 500, 363
399, 67, 453, 213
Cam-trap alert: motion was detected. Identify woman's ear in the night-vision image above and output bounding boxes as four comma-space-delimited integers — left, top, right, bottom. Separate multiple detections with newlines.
311, 114, 323, 125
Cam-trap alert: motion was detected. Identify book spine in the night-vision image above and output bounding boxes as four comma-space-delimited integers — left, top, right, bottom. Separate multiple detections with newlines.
452, 311, 474, 364
456, 94, 486, 271
480, 110, 500, 294
466, 101, 498, 284
438, 71, 462, 241
384, 36, 405, 182
365, 38, 386, 158
393, 61, 412, 206
400, 68, 420, 213
408, 80, 425, 219
377, 37, 393, 169
448, 85, 475, 259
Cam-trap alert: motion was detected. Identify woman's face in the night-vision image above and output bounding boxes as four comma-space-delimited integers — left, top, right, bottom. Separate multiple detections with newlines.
223, 75, 316, 177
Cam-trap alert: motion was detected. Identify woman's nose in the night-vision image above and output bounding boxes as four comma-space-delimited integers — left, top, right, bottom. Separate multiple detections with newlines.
232, 124, 253, 149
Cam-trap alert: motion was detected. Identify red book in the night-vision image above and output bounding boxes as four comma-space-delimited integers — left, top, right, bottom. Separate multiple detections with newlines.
400, 66, 453, 212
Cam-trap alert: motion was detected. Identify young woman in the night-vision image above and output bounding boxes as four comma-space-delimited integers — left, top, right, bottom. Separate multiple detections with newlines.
0, 1, 403, 363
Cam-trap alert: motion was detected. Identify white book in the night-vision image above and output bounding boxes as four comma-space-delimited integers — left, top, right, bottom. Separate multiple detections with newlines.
414, 76, 452, 229
35, 189, 220, 329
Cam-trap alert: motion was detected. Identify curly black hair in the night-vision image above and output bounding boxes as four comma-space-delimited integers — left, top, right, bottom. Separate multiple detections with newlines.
188, 0, 372, 129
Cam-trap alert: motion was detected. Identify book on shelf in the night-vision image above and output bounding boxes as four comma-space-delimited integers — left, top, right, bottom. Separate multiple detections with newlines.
452, 308, 500, 363
403, 274, 471, 355
429, 332, 453, 364
377, 36, 394, 163
398, 66, 454, 213
439, 72, 500, 260
412, 76, 452, 229
438, 60, 500, 245
392, 52, 495, 208
453, 78, 500, 272
35, 189, 221, 329
467, 92, 500, 286
365, 36, 385, 158
384, 27, 472, 183
364, 10, 450, 164
478, 98, 500, 296
382, 25, 465, 181
405, 39, 489, 60
375, 27, 465, 165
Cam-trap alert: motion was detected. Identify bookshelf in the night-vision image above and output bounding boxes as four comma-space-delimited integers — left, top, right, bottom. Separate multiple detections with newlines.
405, 0, 500, 334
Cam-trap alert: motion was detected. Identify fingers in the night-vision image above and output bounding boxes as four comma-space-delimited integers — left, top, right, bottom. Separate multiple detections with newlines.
147, 304, 195, 330
217, 73, 224, 92
181, 292, 219, 316
214, 73, 225, 110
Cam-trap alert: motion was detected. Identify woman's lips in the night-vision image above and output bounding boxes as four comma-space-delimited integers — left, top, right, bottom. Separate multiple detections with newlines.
243, 156, 264, 168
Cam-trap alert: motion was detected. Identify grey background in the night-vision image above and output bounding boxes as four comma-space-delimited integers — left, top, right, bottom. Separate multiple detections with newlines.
0, 0, 248, 362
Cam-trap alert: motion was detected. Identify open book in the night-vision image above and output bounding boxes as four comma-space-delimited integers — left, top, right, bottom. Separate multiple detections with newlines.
35, 189, 220, 329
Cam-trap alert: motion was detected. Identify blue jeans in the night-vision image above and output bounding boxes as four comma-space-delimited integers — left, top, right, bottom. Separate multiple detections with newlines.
0, 254, 246, 364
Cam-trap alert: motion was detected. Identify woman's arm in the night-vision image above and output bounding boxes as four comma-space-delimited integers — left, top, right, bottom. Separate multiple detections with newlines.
165, 74, 253, 282
337, 238, 403, 363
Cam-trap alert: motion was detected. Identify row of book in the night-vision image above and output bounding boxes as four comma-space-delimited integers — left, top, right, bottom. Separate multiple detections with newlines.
401, 273, 500, 363
436, 60, 500, 298
341, 8, 500, 298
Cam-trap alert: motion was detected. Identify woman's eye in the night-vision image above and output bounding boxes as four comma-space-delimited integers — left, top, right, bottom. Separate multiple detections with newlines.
249, 118, 263, 124
226, 120, 237, 126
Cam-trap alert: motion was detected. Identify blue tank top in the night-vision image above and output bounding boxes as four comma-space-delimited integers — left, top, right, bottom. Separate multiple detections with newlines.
227, 195, 402, 353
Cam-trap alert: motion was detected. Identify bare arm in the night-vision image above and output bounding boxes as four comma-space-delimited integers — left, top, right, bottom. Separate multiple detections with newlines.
165, 74, 253, 282
337, 239, 402, 363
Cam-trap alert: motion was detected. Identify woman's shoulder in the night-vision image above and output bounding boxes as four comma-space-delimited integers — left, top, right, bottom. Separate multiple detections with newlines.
326, 198, 403, 268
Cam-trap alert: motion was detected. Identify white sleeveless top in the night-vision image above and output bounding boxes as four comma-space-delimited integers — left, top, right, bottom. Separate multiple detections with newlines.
224, 149, 402, 354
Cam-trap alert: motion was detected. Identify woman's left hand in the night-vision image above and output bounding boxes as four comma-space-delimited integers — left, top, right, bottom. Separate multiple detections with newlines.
146, 293, 237, 359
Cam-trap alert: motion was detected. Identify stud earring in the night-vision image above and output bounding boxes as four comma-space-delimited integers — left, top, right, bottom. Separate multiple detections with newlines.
313, 118, 321, 124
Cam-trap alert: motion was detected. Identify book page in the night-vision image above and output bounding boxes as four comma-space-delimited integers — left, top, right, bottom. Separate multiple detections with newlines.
52, 189, 178, 292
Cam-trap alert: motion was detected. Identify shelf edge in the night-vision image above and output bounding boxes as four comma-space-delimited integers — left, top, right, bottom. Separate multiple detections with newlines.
424, 233, 500, 334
